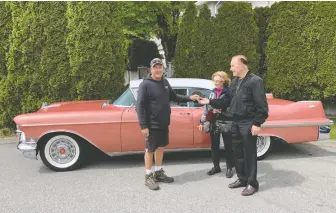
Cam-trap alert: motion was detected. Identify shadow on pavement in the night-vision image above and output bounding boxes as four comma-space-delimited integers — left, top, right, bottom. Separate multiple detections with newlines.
37, 140, 336, 177
82, 140, 336, 168
171, 161, 306, 191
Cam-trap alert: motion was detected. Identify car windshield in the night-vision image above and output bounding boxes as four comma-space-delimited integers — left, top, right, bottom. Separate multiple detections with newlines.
112, 87, 135, 106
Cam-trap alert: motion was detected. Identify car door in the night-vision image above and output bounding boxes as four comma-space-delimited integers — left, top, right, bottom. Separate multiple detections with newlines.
118, 87, 144, 152
120, 87, 194, 152
166, 88, 194, 149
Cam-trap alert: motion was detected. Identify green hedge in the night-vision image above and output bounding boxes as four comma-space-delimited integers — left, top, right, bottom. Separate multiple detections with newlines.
174, 2, 198, 78
40, 2, 71, 103
174, 2, 259, 78
0, 2, 12, 129
1, 1, 336, 130
0, 2, 127, 129
213, 2, 259, 75
1, 2, 44, 128
66, 2, 127, 100
265, 2, 336, 101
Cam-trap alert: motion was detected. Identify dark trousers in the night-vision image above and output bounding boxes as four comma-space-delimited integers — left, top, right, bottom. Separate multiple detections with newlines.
232, 119, 259, 188
210, 131, 234, 169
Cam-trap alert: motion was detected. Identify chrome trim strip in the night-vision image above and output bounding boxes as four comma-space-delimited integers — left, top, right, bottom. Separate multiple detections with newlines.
107, 147, 212, 156
21, 121, 120, 127
261, 121, 331, 128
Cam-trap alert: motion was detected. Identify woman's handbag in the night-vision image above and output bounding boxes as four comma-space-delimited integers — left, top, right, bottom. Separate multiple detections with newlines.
203, 121, 211, 133
214, 120, 232, 133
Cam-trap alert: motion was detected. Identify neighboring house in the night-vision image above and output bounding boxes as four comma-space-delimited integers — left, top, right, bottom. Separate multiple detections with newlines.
195, 1, 276, 16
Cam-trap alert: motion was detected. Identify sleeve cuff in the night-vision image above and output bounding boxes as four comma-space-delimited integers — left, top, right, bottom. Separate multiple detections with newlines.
253, 121, 261, 127
140, 124, 148, 129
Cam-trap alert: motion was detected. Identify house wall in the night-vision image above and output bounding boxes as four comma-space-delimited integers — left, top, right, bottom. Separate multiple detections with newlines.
196, 1, 276, 16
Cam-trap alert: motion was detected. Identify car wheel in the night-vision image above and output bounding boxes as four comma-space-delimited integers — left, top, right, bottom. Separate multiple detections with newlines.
257, 136, 272, 160
40, 134, 85, 172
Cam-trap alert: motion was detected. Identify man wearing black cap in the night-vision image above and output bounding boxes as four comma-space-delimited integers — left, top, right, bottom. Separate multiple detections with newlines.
136, 58, 200, 190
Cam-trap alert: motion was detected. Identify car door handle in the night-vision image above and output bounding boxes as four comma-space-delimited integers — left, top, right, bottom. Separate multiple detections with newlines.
180, 112, 190, 115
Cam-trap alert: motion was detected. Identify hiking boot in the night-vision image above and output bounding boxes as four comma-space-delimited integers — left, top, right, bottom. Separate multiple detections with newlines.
207, 166, 221, 175
145, 173, 160, 190
154, 169, 174, 183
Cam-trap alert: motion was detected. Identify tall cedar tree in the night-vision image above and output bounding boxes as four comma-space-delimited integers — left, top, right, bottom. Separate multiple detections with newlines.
0, 2, 12, 128
213, 2, 259, 76
66, 2, 127, 100
174, 2, 198, 77
266, 2, 336, 101
195, 4, 216, 79
40, 2, 71, 103
312, 2, 336, 102
2, 2, 44, 128
254, 6, 272, 77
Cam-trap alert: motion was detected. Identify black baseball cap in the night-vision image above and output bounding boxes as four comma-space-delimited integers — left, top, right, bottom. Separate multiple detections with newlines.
150, 58, 163, 67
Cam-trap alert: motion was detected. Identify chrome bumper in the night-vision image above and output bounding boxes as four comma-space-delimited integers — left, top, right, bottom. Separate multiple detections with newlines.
318, 119, 334, 141
318, 132, 331, 141
16, 130, 38, 160
17, 142, 37, 159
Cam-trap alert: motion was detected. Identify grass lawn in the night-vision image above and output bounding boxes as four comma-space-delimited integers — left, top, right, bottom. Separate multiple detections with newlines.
330, 118, 336, 140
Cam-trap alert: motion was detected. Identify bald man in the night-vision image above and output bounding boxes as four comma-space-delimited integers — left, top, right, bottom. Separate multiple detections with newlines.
227, 55, 269, 196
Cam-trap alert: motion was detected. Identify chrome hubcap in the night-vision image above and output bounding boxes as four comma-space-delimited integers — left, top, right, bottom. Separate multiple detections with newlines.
49, 138, 77, 164
257, 136, 266, 153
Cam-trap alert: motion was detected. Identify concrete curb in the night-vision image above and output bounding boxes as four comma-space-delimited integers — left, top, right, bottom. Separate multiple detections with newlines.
0, 136, 17, 144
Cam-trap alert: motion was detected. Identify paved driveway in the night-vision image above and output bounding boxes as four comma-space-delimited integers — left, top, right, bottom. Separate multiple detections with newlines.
1, 138, 336, 213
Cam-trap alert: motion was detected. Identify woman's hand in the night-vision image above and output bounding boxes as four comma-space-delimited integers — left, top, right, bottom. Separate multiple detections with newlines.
212, 109, 222, 114
197, 124, 203, 131
198, 98, 210, 105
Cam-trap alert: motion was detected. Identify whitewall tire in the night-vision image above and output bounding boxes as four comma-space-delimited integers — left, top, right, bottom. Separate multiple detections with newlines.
40, 134, 85, 171
257, 136, 272, 160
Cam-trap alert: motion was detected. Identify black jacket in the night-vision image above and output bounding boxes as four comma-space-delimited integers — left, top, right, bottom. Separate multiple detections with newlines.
207, 85, 232, 121
136, 77, 192, 129
228, 72, 269, 127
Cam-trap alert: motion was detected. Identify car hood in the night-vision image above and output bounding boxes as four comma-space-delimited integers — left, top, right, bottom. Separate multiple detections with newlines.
38, 100, 108, 112
13, 99, 125, 127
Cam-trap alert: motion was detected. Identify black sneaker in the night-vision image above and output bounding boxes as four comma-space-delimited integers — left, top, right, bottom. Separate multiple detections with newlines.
145, 173, 160, 190
207, 166, 221, 175
154, 169, 174, 183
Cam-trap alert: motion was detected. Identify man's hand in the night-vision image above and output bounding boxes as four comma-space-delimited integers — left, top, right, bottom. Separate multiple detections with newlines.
251, 125, 261, 136
141, 128, 149, 137
198, 98, 210, 105
190, 94, 200, 101
197, 124, 203, 131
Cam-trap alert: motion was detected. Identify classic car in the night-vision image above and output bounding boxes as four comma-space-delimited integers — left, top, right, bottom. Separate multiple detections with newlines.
14, 78, 332, 172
